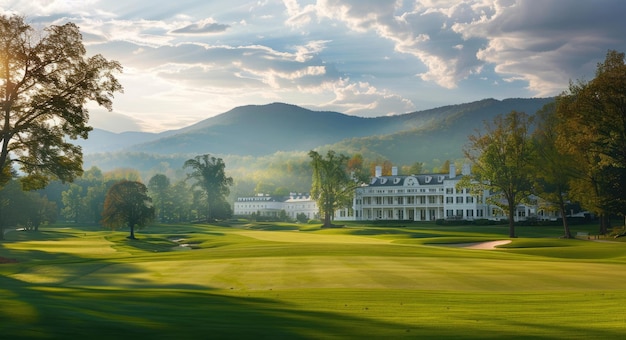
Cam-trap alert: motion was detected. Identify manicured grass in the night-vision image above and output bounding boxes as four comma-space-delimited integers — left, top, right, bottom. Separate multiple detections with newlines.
1, 222, 625, 338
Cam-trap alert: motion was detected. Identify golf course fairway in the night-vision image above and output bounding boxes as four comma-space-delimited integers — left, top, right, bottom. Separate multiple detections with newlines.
1, 222, 625, 339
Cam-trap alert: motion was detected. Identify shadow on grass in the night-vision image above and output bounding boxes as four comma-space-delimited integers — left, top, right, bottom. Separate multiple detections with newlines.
0, 272, 421, 339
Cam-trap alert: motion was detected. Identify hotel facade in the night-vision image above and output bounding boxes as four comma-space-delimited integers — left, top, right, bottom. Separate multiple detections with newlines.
234, 164, 558, 222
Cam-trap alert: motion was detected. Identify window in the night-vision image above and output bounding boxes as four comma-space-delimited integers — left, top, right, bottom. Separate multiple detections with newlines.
446, 188, 453, 194
375, 197, 382, 205
446, 197, 453, 203
420, 196, 426, 204
386, 197, 393, 205
466, 209, 474, 217
477, 209, 483, 217
456, 209, 463, 217
466, 196, 474, 204
456, 196, 463, 204
446, 209, 454, 217
407, 196, 415, 204
429, 196, 436, 204
397, 197, 404, 204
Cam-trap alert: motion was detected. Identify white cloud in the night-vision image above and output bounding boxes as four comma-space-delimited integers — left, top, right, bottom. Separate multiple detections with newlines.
4, 0, 626, 132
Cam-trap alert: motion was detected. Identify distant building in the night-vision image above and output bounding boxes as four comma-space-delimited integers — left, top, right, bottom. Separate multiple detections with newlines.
334, 164, 560, 222
234, 165, 562, 223
233, 193, 318, 220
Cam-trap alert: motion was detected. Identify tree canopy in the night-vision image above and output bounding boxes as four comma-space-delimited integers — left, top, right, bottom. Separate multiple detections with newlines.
0, 15, 122, 189
461, 111, 535, 238
554, 50, 626, 232
101, 180, 154, 240
183, 154, 233, 221
309, 150, 361, 228
532, 102, 576, 238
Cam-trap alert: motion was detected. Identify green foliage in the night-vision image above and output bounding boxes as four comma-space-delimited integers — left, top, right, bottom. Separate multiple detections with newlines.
532, 102, 577, 238
555, 50, 626, 230
184, 154, 234, 221
0, 15, 122, 188
309, 150, 360, 227
148, 174, 171, 222
461, 111, 535, 237
0, 180, 56, 238
101, 180, 154, 239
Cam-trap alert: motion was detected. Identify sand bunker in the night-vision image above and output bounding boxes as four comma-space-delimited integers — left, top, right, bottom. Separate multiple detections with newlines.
440, 240, 511, 250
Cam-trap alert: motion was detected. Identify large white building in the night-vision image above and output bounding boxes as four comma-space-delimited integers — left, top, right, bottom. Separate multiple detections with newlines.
336, 164, 556, 222
234, 165, 559, 223
233, 193, 318, 220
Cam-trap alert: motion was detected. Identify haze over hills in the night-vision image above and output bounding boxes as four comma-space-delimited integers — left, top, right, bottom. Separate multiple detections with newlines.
81, 97, 554, 158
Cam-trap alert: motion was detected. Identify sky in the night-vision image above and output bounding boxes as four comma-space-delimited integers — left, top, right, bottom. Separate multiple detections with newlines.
1, 0, 625, 133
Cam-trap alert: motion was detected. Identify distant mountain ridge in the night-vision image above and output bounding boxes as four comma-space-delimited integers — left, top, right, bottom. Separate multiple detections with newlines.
80, 97, 554, 159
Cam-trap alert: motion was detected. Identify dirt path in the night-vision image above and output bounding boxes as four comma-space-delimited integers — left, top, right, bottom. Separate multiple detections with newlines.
440, 240, 512, 250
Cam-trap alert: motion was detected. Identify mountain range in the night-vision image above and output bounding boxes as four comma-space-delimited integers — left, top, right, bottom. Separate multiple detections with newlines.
80, 97, 554, 163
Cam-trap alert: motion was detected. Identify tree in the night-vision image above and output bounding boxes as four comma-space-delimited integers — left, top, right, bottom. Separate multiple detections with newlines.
183, 154, 233, 222
148, 174, 171, 222
309, 150, 361, 228
61, 183, 83, 222
555, 50, 626, 232
533, 102, 576, 238
101, 180, 154, 240
461, 111, 535, 238
402, 161, 424, 175
170, 180, 192, 222
0, 179, 56, 237
0, 15, 122, 189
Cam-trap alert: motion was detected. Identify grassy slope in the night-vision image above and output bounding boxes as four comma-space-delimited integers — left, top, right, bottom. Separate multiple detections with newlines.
0, 222, 625, 339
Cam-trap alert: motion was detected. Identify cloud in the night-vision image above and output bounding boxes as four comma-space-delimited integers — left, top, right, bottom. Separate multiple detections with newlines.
454, 0, 626, 95
316, 79, 415, 116
286, 0, 485, 89
170, 18, 230, 35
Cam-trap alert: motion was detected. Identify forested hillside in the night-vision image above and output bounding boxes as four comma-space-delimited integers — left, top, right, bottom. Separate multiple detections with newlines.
82, 97, 554, 196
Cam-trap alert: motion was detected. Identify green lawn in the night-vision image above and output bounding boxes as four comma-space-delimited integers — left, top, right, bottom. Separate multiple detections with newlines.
1, 222, 625, 339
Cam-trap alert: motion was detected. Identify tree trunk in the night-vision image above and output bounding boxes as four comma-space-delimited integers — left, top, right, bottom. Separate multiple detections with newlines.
323, 211, 332, 228
508, 204, 516, 238
599, 214, 609, 235
559, 201, 572, 238
128, 221, 136, 240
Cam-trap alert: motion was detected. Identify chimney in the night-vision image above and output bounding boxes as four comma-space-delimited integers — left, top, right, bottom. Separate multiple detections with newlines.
391, 166, 398, 176
449, 163, 456, 179
375, 165, 382, 177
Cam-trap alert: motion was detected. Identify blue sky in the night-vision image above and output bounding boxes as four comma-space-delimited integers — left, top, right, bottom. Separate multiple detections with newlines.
2, 0, 625, 132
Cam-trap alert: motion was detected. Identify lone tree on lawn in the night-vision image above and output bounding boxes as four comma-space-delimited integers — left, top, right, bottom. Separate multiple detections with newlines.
101, 180, 154, 240
309, 150, 363, 228
460, 111, 535, 238
0, 15, 122, 189
183, 154, 233, 222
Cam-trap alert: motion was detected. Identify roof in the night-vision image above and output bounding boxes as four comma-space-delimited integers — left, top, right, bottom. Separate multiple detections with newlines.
367, 174, 452, 187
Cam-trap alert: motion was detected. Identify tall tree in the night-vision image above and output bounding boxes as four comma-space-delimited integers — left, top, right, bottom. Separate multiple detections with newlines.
101, 180, 154, 240
183, 154, 233, 222
555, 50, 626, 232
462, 111, 535, 238
533, 102, 576, 238
0, 15, 122, 189
148, 174, 171, 222
309, 150, 361, 228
